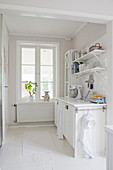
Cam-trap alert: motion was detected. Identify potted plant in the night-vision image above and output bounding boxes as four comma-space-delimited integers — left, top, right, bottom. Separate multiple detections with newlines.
25, 81, 38, 102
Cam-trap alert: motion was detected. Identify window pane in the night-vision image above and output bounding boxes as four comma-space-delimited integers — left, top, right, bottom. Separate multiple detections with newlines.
40, 83, 53, 99
21, 82, 29, 99
22, 48, 35, 64
40, 66, 53, 82
40, 49, 53, 65
22, 66, 35, 81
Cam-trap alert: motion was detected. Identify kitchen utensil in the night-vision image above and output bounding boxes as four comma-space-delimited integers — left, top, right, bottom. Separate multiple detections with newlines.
89, 74, 94, 84
90, 97, 105, 104
69, 85, 82, 99
89, 43, 102, 52
79, 64, 86, 72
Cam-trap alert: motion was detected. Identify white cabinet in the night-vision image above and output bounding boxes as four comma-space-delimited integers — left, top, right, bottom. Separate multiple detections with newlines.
55, 98, 107, 158
55, 100, 59, 126
105, 126, 113, 170
76, 106, 106, 157
63, 103, 74, 147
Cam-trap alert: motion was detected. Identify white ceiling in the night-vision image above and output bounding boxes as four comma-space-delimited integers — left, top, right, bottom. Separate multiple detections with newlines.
4, 15, 85, 39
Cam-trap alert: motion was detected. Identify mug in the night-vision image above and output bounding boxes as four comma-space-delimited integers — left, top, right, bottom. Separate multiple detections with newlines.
79, 64, 86, 72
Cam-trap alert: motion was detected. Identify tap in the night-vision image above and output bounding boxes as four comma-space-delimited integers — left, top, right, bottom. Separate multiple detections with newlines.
84, 90, 90, 100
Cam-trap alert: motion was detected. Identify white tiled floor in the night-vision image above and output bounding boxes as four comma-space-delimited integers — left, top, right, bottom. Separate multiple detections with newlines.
0, 126, 106, 170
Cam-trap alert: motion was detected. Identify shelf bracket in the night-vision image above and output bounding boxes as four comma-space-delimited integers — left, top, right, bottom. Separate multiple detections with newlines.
79, 75, 83, 79
94, 70, 103, 80
75, 74, 82, 79
93, 53, 102, 63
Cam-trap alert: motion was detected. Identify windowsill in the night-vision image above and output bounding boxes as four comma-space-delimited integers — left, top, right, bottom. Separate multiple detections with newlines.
17, 100, 55, 105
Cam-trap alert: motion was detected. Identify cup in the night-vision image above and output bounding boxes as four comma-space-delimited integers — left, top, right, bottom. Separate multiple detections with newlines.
81, 64, 86, 71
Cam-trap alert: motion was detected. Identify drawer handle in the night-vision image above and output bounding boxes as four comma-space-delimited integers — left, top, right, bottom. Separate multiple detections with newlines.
57, 101, 59, 105
65, 105, 68, 110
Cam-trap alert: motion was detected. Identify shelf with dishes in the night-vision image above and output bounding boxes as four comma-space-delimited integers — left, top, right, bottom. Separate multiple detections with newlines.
72, 48, 106, 78
73, 49, 105, 63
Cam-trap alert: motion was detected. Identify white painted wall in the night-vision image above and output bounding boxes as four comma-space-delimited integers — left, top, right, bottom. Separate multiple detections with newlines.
106, 21, 113, 124
72, 23, 106, 51
8, 35, 72, 124
1, 15, 8, 142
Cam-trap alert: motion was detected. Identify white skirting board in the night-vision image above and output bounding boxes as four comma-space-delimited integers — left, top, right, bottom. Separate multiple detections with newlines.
17, 102, 54, 123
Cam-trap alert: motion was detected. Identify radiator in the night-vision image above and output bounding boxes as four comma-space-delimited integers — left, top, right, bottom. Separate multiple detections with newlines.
17, 102, 54, 123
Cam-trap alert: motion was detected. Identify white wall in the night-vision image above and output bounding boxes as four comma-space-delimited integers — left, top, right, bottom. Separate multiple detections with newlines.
8, 35, 72, 124
1, 15, 8, 142
106, 21, 113, 124
72, 23, 106, 51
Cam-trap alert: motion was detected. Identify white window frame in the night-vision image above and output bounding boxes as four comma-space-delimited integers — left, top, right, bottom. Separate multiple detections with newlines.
16, 41, 59, 103
38, 45, 56, 100
20, 45, 37, 101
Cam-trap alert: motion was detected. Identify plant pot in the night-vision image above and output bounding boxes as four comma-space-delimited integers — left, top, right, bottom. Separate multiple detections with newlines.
29, 96, 33, 102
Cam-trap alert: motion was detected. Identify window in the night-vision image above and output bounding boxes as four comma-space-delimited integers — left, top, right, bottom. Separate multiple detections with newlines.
21, 47, 36, 100
40, 48, 54, 99
17, 43, 57, 102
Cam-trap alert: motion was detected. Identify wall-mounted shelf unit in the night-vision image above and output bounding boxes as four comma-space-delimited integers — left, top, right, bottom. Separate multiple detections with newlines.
73, 49, 105, 63
64, 49, 77, 97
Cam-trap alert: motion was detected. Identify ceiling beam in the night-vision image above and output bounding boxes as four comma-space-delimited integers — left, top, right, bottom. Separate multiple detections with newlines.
0, 4, 112, 24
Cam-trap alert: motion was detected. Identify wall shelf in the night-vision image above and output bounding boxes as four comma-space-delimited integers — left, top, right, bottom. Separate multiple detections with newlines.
73, 49, 105, 63
73, 67, 106, 77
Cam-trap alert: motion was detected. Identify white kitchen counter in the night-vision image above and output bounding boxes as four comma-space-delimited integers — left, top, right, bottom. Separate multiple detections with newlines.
55, 97, 107, 108
55, 97, 107, 158
105, 125, 113, 135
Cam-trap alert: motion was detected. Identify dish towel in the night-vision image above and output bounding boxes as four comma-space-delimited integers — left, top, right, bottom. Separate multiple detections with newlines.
79, 114, 96, 159
57, 101, 63, 139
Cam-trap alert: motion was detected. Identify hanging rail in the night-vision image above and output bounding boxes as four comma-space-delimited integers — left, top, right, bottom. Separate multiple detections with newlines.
75, 106, 106, 113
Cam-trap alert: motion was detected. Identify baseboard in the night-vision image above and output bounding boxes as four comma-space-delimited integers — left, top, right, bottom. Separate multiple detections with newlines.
8, 121, 55, 128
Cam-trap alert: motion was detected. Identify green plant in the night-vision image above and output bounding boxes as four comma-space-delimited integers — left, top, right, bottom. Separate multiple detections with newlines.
25, 81, 38, 97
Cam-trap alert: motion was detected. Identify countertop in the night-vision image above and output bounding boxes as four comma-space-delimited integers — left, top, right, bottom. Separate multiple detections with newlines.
105, 125, 113, 135
55, 97, 107, 108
